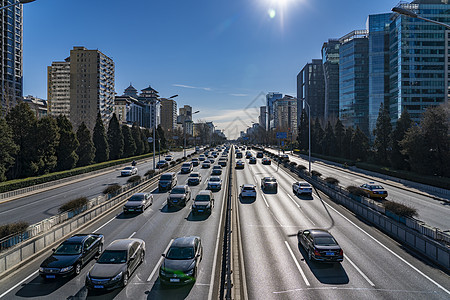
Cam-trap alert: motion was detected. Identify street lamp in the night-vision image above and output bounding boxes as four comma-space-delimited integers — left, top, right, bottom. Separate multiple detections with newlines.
184, 110, 200, 157
0, 0, 35, 11
301, 100, 311, 174
392, 6, 450, 30
152, 99, 161, 170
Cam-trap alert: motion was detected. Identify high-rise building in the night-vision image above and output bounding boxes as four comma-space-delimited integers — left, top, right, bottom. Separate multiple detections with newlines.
389, 0, 450, 124
138, 85, 160, 129
23, 95, 47, 119
160, 98, 177, 132
114, 85, 143, 126
297, 59, 325, 122
273, 95, 298, 134
69, 47, 115, 130
47, 58, 71, 118
0, 1, 23, 115
322, 39, 341, 120
178, 105, 193, 135
259, 106, 267, 128
339, 30, 369, 135
266, 92, 283, 130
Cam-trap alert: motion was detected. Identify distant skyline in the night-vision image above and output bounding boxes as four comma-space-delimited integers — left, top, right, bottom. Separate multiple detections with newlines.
23, 0, 397, 138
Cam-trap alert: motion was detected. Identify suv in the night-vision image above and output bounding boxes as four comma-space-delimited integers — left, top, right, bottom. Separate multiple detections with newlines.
261, 177, 278, 193
191, 158, 199, 167
218, 159, 227, 167
180, 162, 193, 174
212, 165, 223, 175
256, 152, 264, 158
192, 190, 214, 215
240, 184, 256, 198
159, 173, 177, 192
236, 152, 243, 159
167, 185, 191, 208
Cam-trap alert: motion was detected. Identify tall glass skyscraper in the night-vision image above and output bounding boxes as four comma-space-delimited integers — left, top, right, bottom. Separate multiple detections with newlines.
266, 92, 282, 130
297, 59, 325, 122
390, 0, 450, 124
322, 39, 340, 121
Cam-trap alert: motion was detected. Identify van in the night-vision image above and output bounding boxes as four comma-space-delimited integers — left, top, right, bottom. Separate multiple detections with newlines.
158, 172, 177, 192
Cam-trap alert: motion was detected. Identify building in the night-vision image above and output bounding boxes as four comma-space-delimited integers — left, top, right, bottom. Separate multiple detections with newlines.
259, 106, 267, 128
389, 0, 450, 124
178, 105, 193, 135
160, 98, 177, 132
297, 59, 325, 122
23, 95, 47, 119
114, 89, 143, 126
138, 85, 160, 129
266, 92, 283, 130
273, 95, 298, 134
68, 47, 115, 130
339, 30, 369, 135
322, 39, 341, 121
47, 58, 71, 118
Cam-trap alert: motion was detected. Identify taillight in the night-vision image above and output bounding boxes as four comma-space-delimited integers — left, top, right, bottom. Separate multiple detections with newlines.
314, 249, 321, 256
339, 249, 343, 256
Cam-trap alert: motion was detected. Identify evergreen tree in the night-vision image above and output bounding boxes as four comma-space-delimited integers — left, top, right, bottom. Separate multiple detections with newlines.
391, 110, 412, 170
334, 119, 345, 157
400, 125, 427, 174
35, 116, 60, 174
107, 114, 124, 160
93, 113, 109, 163
156, 125, 167, 150
322, 121, 336, 156
373, 103, 392, 165
297, 110, 309, 151
141, 129, 150, 153
56, 115, 79, 171
132, 123, 144, 155
76, 122, 95, 167
312, 117, 324, 154
351, 126, 369, 161
342, 127, 354, 159
122, 125, 136, 157
0, 118, 18, 181
6, 102, 39, 178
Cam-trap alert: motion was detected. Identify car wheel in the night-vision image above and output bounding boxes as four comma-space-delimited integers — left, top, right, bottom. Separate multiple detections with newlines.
74, 263, 82, 276
122, 272, 129, 287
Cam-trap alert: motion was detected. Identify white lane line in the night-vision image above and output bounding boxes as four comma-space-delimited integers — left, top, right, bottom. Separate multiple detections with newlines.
93, 215, 116, 233
324, 202, 450, 296
147, 239, 173, 282
286, 193, 300, 208
284, 241, 310, 286
281, 187, 315, 226
128, 231, 136, 239
0, 270, 38, 298
344, 255, 375, 287
273, 287, 434, 294
260, 193, 270, 208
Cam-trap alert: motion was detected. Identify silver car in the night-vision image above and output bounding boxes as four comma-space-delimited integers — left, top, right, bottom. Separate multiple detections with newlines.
123, 193, 153, 213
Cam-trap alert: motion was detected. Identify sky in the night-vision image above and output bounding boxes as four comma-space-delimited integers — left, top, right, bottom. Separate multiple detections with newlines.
23, 0, 398, 139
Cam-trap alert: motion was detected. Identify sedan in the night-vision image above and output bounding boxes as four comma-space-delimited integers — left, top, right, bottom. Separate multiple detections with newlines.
165, 155, 173, 161
297, 229, 343, 263
207, 176, 222, 191
212, 165, 223, 175
249, 157, 257, 164
240, 184, 256, 198
202, 161, 211, 168
159, 236, 202, 285
86, 239, 145, 291
188, 172, 202, 185
167, 185, 191, 208
121, 166, 137, 176
360, 182, 388, 199
262, 157, 271, 165
123, 192, 153, 213
261, 177, 277, 193
293, 181, 313, 195
235, 160, 245, 169
156, 160, 169, 169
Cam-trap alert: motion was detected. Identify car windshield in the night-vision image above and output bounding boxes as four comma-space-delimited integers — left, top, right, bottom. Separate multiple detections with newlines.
171, 188, 186, 194
190, 173, 199, 177
210, 177, 220, 182
195, 194, 211, 201
123, 167, 132, 170
97, 250, 127, 264
158, 161, 166, 164
166, 246, 195, 260
243, 187, 255, 191
369, 185, 383, 189
314, 236, 337, 246
54, 243, 82, 255
265, 178, 276, 183
213, 166, 221, 169
160, 175, 172, 180
299, 183, 310, 187
182, 163, 191, 167
128, 195, 145, 201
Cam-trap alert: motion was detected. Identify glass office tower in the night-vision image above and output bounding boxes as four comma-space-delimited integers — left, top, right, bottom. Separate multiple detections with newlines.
322, 39, 340, 121
297, 59, 325, 122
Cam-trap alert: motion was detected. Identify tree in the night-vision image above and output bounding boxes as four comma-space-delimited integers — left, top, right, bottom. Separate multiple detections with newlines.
93, 113, 109, 163
297, 110, 309, 151
342, 127, 354, 159
0, 118, 18, 181
141, 129, 150, 153
55, 115, 79, 171
312, 117, 324, 154
107, 114, 124, 160
322, 121, 336, 156
122, 125, 136, 157
373, 103, 392, 165
76, 122, 95, 167
156, 125, 167, 150
351, 126, 369, 161
334, 119, 345, 157
132, 123, 144, 155
390, 110, 412, 170
35, 116, 60, 174
400, 125, 428, 174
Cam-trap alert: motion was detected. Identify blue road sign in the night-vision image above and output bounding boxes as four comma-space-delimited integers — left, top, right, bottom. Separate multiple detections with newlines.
276, 132, 287, 139
281, 141, 285, 146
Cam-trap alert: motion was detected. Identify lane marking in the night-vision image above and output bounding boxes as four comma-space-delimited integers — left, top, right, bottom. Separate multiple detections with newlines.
147, 239, 173, 282
286, 193, 300, 208
128, 231, 136, 239
260, 193, 270, 208
284, 241, 310, 286
0, 270, 38, 298
344, 254, 375, 287
93, 215, 116, 233
273, 287, 434, 294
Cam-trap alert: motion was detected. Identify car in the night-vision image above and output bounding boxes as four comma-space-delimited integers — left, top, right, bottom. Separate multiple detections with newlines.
159, 236, 203, 285
245, 151, 253, 159
156, 160, 169, 169
218, 159, 227, 167
86, 239, 145, 290
236, 152, 243, 158
240, 184, 256, 198
261, 177, 278, 192
256, 152, 264, 158
212, 165, 223, 175
207, 176, 222, 191
212, 152, 218, 158
167, 185, 191, 207
123, 193, 153, 213
191, 158, 199, 167
280, 154, 289, 161
198, 155, 206, 161
262, 157, 271, 165
202, 161, 211, 168
297, 229, 343, 263
360, 182, 388, 199
235, 160, 245, 169
293, 181, 313, 195
192, 190, 215, 214
40, 233, 104, 280
188, 172, 202, 185
121, 166, 137, 176
180, 162, 193, 174
208, 156, 215, 163
165, 155, 173, 161
249, 157, 257, 164
158, 172, 177, 191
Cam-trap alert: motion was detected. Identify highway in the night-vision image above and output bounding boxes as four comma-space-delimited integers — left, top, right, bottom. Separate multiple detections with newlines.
234, 149, 450, 299
0, 150, 194, 226
263, 148, 450, 231
0, 149, 228, 299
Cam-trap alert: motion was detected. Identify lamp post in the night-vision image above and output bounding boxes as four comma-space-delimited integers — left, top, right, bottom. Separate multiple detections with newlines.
152, 99, 160, 170
302, 100, 311, 174
0, 0, 35, 11
392, 6, 450, 30
184, 110, 200, 158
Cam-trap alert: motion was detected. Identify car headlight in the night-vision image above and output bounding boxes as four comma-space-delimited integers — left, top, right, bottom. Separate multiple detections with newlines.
185, 269, 194, 276
112, 272, 123, 281
39, 267, 44, 272
60, 266, 74, 273
160, 268, 166, 276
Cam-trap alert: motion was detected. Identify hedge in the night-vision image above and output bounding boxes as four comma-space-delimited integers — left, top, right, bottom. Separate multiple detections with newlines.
383, 201, 418, 218
0, 221, 29, 239
127, 175, 141, 183
59, 197, 88, 213
324, 177, 340, 185
346, 186, 366, 197
103, 184, 121, 195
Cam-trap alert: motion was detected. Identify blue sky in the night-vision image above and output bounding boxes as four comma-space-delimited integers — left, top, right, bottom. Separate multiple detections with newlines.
23, 0, 397, 138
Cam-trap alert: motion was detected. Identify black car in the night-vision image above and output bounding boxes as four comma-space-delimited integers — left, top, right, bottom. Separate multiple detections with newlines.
236, 152, 243, 158
123, 192, 153, 213
40, 233, 104, 279
158, 172, 177, 191
297, 229, 343, 263
211, 165, 223, 175
256, 152, 264, 158
262, 157, 271, 165
159, 236, 202, 285
249, 157, 257, 164
167, 185, 191, 208
261, 177, 277, 192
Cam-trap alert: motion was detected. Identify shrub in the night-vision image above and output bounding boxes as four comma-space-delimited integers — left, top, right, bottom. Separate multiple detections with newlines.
297, 165, 307, 171
182, 156, 187, 160
176, 158, 181, 163
59, 197, 88, 213
289, 162, 297, 167
170, 161, 176, 166
0, 221, 29, 239
311, 170, 322, 177
103, 184, 121, 195
383, 201, 418, 218
346, 186, 366, 196
145, 169, 155, 177
127, 175, 141, 183
324, 177, 339, 185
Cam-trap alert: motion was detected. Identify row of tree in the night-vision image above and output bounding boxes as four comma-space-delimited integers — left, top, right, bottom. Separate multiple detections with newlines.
0, 103, 167, 181
297, 103, 449, 177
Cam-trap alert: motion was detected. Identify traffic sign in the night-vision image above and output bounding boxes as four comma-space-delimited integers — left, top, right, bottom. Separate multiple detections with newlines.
276, 132, 287, 139
173, 136, 179, 140
281, 141, 285, 146
147, 137, 153, 143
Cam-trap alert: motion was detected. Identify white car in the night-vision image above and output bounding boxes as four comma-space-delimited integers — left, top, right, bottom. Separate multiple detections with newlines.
292, 181, 312, 195
165, 155, 173, 161
240, 184, 257, 198
207, 176, 222, 191
121, 166, 138, 176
